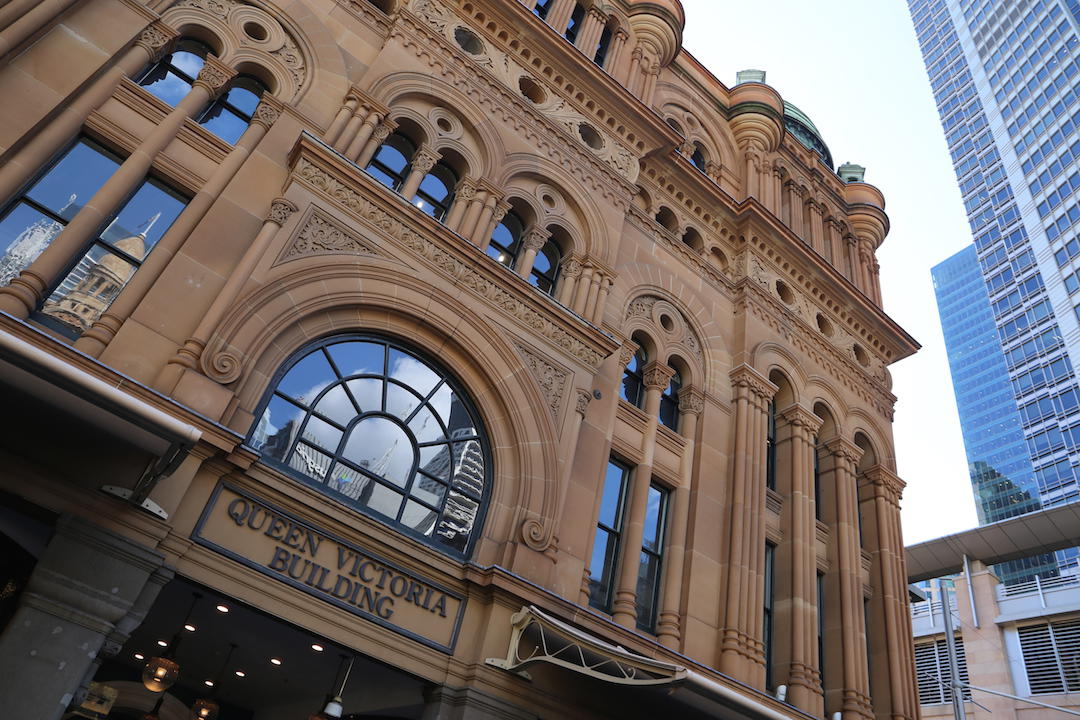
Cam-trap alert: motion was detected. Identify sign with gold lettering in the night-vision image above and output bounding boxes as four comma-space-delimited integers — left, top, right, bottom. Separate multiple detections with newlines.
193, 483, 466, 653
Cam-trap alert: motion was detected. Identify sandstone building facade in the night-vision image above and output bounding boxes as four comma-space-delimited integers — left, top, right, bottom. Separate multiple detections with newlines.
0, 1, 922, 718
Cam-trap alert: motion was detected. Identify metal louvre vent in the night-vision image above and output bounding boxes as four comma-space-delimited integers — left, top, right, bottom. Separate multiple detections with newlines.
915, 636, 971, 705
1018, 619, 1080, 695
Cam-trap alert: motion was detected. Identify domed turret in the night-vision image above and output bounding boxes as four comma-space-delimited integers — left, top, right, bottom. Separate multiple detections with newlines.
783, 101, 833, 168
627, 0, 685, 67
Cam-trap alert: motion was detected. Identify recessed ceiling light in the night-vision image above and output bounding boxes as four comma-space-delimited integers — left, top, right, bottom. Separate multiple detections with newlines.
204, 680, 214, 687
216, 605, 229, 613
134, 653, 145, 660
311, 643, 324, 652
270, 658, 282, 666
235, 670, 246, 678
157, 640, 168, 647
184, 623, 196, 632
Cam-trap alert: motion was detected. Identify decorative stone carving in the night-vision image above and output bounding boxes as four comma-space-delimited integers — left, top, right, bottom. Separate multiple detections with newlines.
266, 198, 297, 226
251, 96, 283, 128
823, 437, 863, 467
514, 341, 569, 420
411, 0, 448, 31
194, 56, 235, 97
522, 227, 550, 252
455, 179, 478, 201
642, 361, 675, 390
562, 257, 583, 278
278, 210, 377, 262
677, 386, 704, 416
624, 294, 703, 359
134, 22, 178, 63
730, 364, 777, 401
411, 147, 440, 176
779, 403, 822, 434
294, 159, 605, 368
575, 389, 591, 416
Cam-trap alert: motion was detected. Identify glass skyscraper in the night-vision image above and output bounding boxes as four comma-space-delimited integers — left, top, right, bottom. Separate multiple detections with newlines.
911, 0, 1080, 581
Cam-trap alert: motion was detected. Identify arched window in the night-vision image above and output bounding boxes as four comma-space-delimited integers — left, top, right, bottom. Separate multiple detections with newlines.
198, 75, 266, 144
488, 209, 524, 268
564, 3, 586, 42
366, 132, 417, 191
659, 369, 680, 430
248, 335, 490, 556
529, 238, 560, 294
533, 0, 553, 20
137, 39, 211, 107
620, 349, 646, 408
594, 24, 613, 66
691, 145, 707, 172
412, 161, 457, 221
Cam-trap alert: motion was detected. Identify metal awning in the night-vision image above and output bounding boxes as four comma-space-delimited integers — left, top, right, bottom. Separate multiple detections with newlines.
487, 606, 813, 720
0, 325, 201, 519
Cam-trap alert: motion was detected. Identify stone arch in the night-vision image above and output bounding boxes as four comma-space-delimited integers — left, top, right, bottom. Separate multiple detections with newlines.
812, 400, 840, 441
752, 342, 810, 399
204, 258, 562, 562
623, 291, 705, 389
654, 85, 739, 171
849, 409, 895, 471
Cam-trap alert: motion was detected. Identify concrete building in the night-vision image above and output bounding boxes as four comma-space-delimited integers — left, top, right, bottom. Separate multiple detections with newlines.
909, 0, 1080, 581
906, 503, 1080, 720
0, 1, 921, 719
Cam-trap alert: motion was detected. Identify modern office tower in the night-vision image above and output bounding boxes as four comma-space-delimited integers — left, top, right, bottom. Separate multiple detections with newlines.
0, 1, 923, 719
911, 0, 1080, 578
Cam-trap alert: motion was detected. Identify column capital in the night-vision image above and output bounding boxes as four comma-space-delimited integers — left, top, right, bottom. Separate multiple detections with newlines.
823, 436, 862, 467
370, 118, 397, 145
642, 361, 675, 390
862, 465, 905, 502
134, 21, 179, 63
779, 402, 822, 433
617, 339, 639, 367
491, 198, 513, 224
562, 254, 584, 279
410, 146, 441, 176
523, 226, 551, 252
250, 94, 284, 129
678, 386, 705, 416
193, 55, 237, 98
266, 197, 298, 226
729, 363, 777, 401
455, 177, 479, 201
575, 388, 592, 416
586, 6, 606, 22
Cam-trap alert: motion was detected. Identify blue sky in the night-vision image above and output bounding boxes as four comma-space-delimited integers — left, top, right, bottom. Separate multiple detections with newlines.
680, 0, 977, 543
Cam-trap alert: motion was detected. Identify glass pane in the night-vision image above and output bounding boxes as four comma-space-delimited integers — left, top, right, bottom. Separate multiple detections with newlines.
418, 444, 451, 481
366, 164, 397, 189
328, 341, 384, 376
448, 439, 485, 499
371, 143, 408, 175
417, 173, 449, 203
200, 105, 249, 144
388, 348, 440, 396
386, 383, 421, 421
635, 551, 662, 628
620, 374, 641, 405
446, 392, 479, 438
409, 405, 446, 445
288, 442, 333, 482
251, 394, 304, 462
361, 481, 403, 520
342, 417, 414, 487
643, 486, 664, 551
225, 84, 261, 116
410, 474, 446, 506
435, 485, 479, 552
0, 203, 64, 286
401, 500, 438, 535
346, 378, 382, 414
171, 50, 205, 78
278, 350, 337, 406
328, 462, 366, 498
26, 141, 119, 215
314, 384, 357, 426
487, 240, 516, 267
598, 463, 626, 527
589, 528, 615, 582
298, 415, 342, 454
105, 180, 186, 258
41, 245, 136, 333
140, 58, 199, 107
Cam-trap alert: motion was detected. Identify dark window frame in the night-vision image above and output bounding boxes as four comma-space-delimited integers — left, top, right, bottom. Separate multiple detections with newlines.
635, 481, 669, 632
588, 459, 631, 612
621, 349, 647, 408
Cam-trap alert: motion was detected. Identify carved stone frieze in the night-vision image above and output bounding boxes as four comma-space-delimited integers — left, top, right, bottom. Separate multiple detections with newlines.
575, 389, 592, 416
625, 294, 703, 359
513, 341, 570, 420
293, 158, 606, 369
266, 198, 297, 226
277, 210, 378, 263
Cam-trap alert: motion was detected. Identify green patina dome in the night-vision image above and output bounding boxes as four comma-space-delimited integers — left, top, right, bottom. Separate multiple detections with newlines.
783, 101, 833, 169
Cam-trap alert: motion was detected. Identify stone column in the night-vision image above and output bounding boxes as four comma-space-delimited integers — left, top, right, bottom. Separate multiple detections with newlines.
785, 183, 806, 239
325, 92, 360, 148
546, 0, 576, 33
0, 0, 44, 33
76, 96, 283, 357
355, 119, 396, 169
399, 146, 440, 200
626, 46, 644, 95
0, 21, 178, 205
861, 467, 917, 720
515, 226, 551, 279
0, 0, 80, 65
768, 164, 784, 217
443, 177, 477, 233
656, 386, 704, 650
719, 364, 777, 685
583, 267, 603, 320
808, 200, 826, 255
743, 150, 763, 201
776, 404, 824, 715
826, 218, 843, 266
822, 437, 873, 720
0, 515, 166, 720
457, 187, 489, 244
605, 28, 629, 74
576, 7, 606, 55
571, 264, 593, 314
641, 60, 661, 106
0, 56, 236, 319
476, 199, 511, 250
157, 198, 297, 392
845, 236, 859, 284
556, 256, 582, 307
593, 275, 613, 324
345, 110, 386, 164
611, 361, 675, 629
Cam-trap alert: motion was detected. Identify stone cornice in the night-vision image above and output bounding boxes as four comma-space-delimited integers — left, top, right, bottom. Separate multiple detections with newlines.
625, 204, 737, 299
729, 363, 777, 401
861, 465, 905, 504
285, 133, 618, 370
823, 437, 862, 468
778, 403, 822, 433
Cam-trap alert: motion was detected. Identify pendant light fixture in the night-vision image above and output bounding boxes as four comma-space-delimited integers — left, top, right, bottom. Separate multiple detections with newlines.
142, 593, 201, 693
190, 643, 236, 720
308, 654, 354, 720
